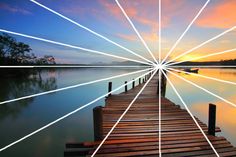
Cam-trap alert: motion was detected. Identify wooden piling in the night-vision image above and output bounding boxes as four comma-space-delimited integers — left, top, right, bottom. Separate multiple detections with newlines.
161, 71, 167, 97
65, 74, 236, 157
208, 103, 216, 136
125, 81, 128, 92
93, 106, 103, 141
132, 79, 135, 88
139, 78, 141, 85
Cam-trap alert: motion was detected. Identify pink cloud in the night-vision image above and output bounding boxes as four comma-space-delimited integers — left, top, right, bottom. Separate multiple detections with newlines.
116, 33, 137, 42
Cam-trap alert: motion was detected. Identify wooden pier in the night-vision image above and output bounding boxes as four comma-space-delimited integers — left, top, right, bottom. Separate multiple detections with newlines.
65, 74, 236, 157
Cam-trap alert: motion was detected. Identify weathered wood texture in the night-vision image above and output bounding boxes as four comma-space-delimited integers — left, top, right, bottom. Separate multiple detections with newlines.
65, 75, 236, 157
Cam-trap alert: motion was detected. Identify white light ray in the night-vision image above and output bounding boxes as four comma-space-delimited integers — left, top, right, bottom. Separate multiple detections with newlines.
0, 65, 150, 68
164, 26, 236, 65
159, 0, 162, 64
0, 68, 155, 152
158, 69, 162, 156
167, 48, 236, 66
30, 0, 155, 65
0, 29, 152, 66
91, 69, 158, 157
168, 67, 236, 86
167, 69, 236, 108
162, 69, 219, 157
161, 0, 210, 64
168, 65, 236, 68
115, 0, 158, 64
0, 68, 152, 105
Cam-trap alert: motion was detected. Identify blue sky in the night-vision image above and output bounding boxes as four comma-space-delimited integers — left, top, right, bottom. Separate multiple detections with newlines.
0, 0, 235, 64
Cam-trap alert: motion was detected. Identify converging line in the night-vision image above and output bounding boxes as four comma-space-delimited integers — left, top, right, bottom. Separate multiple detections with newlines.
162, 69, 219, 157
168, 67, 236, 86
167, 69, 236, 108
161, 0, 210, 64
165, 26, 236, 66
91, 69, 158, 156
0, 68, 152, 105
158, 69, 162, 157
158, 0, 162, 64
167, 48, 236, 66
30, 0, 154, 65
0, 68, 155, 152
0, 65, 151, 68
0, 29, 152, 66
115, 0, 158, 64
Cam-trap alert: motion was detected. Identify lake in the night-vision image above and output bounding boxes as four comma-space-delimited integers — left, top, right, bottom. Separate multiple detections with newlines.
0, 67, 235, 157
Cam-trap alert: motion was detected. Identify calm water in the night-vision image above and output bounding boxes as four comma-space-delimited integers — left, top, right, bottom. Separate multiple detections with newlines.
0, 68, 235, 157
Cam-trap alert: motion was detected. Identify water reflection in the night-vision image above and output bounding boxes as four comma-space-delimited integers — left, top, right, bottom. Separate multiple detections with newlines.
166, 68, 236, 146
0, 69, 57, 120
0, 68, 235, 156
0, 68, 146, 157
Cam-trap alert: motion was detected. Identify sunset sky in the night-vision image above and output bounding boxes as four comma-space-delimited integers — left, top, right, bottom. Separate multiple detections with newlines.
0, 0, 235, 64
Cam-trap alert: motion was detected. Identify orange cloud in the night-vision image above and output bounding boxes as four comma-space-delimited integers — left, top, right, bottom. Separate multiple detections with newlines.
197, 0, 236, 28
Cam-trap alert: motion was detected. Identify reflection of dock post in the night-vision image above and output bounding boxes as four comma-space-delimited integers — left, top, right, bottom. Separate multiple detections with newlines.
93, 106, 103, 141
208, 103, 216, 136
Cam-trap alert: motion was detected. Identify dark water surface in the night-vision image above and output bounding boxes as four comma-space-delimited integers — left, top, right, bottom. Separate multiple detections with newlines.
0, 67, 235, 157
0, 67, 147, 157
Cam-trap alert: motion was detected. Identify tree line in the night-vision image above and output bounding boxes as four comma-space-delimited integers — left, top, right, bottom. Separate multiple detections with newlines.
0, 33, 56, 65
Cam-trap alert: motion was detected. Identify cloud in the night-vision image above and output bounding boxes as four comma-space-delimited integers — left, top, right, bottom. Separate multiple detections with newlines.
98, 0, 157, 28
116, 33, 137, 42
116, 31, 158, 43
196, 0, 236, 28
0, 2, 31, 15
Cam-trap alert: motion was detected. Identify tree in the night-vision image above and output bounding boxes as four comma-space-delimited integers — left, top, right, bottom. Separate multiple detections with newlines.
36, 55, 56, 65
0, 33, 56, 65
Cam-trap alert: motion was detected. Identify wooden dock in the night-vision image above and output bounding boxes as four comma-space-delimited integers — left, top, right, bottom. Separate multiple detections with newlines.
65, 74, 236, 157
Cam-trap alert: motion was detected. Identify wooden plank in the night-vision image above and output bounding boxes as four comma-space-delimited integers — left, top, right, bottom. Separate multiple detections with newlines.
64, 74, 236, 157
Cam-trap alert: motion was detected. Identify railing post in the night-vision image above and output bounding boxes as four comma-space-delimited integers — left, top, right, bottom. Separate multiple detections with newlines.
93, 106, 103, 141
108, 82, 112, 97
208, 103, 216, 136
125, 81, 128, 92
132, 79, 135, 88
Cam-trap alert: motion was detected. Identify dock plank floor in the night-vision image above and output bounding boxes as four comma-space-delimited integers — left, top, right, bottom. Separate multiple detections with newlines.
64, 75, 236, 157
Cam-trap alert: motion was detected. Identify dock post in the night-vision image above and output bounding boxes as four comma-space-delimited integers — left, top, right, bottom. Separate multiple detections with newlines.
93, 106, 103, 141
161, 71, 167, 97
208, 103, 216, 136
139, 78, 141, 85
108, 82, 112, 97
132, 79, 135, 88
125, 81, 128, 92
